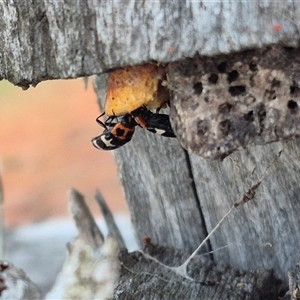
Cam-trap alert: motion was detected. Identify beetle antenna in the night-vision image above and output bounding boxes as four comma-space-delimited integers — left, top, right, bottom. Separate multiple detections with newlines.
96, 112, 107, 129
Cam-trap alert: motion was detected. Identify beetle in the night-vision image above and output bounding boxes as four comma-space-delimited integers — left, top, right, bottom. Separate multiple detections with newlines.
92, 106, 176, 151
91, 113, 137, 150
131, 106, 176, 138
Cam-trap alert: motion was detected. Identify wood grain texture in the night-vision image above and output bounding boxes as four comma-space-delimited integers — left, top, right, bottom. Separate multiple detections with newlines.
115, 245, 282, 300
1, 1, 299, 87
3, 0, 300, 295
189, 140, 300, 281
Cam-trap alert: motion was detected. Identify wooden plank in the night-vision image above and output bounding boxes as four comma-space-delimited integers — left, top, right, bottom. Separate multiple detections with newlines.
190, 139, 300, 280
115, 244, 282, 299
1, 1, 299, 87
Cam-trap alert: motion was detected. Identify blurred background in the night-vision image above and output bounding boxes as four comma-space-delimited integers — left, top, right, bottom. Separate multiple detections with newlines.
0, 78, 129, 226
0, 78, 135, 294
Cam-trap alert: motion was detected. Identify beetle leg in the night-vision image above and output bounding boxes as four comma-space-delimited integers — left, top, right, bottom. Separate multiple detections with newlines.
95, 112, 107, 128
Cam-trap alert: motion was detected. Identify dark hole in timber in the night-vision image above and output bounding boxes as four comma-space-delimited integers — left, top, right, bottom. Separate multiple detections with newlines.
283, 46, 295, 52
193, 82, 203, 95
287, 99, 298, 111
271, 79, 281, 88
244, 110, 254, 122
227, 70, 239, 83
229, 86, 246, 96
217, 62, 227, 73
208, 74, 219, 84
290, 83, 299, 95
249, 62, 258, 72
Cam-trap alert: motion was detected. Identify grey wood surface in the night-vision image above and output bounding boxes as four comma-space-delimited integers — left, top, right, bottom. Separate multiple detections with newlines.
2, 0, 300, 297
1, 1, 299, 87
94, 75, 300, 282
168, 47, 300, 159
190, 140, 300, 280
115, 245, 282, 300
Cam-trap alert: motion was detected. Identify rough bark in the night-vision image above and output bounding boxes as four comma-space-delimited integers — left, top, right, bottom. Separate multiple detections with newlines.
115, 245, 283, 300
1, 1, 299, 87
168, 46, 300, 159
2, 1, 300, 299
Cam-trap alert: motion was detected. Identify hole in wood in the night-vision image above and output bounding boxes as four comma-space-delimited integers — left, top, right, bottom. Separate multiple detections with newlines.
208, 74, 219, 84
228, 86, 246, 96
217, 62, 227, 73
244, 110, 254, 122
287, 99, 298, 111
193, 82, 203, 95
249, 61, 258, 72
290, 82, 299, 94
271, 78, 281, 88
227, 70, 239, 83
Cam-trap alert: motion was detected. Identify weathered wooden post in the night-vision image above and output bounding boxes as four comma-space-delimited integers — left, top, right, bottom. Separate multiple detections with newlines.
2, 1, 300, 298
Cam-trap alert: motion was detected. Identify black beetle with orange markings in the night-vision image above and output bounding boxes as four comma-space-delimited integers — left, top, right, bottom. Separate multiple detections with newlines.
92, 113, 137, 150
132, 106, 176, 138
92, 106, 176, 151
